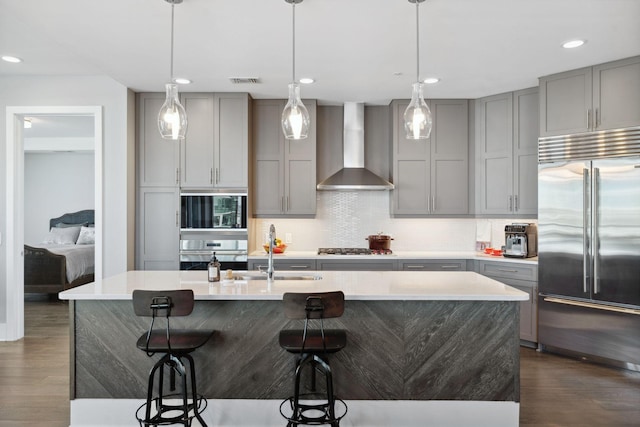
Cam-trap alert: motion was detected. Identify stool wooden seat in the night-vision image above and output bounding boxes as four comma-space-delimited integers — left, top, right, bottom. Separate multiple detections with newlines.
279, 291, 348, 427
133, 289, 213, 427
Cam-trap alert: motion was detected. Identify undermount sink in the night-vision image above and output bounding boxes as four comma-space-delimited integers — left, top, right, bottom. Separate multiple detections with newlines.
231, 273, 322, 281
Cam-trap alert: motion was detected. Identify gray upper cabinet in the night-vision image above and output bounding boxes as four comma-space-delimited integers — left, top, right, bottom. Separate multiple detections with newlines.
539, 56, 640, 136
391, 99, 469, 216
180, 92, 250, 189
252, 99, 317, 217
137, 92, 180, 187
476, 88, 538, 216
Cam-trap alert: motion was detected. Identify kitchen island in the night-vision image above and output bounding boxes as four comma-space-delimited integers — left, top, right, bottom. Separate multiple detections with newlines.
60, 270, 528, 427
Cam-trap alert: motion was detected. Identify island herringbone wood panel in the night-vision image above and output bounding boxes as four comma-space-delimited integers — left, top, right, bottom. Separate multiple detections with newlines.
1, 296, 639, 426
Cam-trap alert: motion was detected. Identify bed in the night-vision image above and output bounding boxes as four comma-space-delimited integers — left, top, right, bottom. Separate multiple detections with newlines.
24, 210, 95, 294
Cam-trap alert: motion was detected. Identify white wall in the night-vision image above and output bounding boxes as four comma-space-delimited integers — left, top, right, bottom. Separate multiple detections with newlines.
0, 75, 134, 324
24, 152, 95, 245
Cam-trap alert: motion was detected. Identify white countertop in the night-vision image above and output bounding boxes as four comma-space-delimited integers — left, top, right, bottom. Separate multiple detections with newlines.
248, 250, 538, 264
59, 270, 529, 302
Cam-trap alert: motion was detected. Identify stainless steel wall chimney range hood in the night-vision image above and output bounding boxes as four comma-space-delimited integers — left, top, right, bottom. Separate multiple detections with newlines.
316, 102, 394, 191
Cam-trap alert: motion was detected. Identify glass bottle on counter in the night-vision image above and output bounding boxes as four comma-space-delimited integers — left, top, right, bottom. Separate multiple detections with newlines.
208, 252, 220, 282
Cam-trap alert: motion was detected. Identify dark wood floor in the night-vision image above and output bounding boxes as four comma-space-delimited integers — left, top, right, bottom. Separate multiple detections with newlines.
1, 296, 639, 427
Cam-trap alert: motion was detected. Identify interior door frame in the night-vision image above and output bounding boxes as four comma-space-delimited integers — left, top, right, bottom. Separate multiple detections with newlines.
4, 106, 103, 341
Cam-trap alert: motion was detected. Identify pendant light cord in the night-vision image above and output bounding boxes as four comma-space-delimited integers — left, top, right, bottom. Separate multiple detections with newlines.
415, 0, 420, 84
170, 2, 175, 82
292, 2, 296, 84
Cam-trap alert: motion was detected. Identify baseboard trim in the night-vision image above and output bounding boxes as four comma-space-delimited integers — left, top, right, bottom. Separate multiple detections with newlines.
70, 398, 519, 427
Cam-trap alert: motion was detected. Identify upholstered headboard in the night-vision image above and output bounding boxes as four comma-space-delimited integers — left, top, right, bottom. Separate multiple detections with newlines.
49, 210, 95, 229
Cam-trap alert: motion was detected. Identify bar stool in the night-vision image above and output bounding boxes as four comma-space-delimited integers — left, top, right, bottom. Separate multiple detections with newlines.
279, 291, 348, 426
132, 289, 214, 427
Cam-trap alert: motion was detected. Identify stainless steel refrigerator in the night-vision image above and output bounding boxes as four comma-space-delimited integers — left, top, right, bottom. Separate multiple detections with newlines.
537, 127, 640, 371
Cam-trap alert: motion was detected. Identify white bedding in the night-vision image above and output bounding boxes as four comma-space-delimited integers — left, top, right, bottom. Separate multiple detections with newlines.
39, 244, 95, 283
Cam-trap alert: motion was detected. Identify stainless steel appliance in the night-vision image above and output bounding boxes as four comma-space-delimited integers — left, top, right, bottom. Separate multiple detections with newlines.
181, 192, 247, 230
503, 223, 537, 258
537, 126, 640, 371
179, 235, 248, 270
318, 248, 394, 255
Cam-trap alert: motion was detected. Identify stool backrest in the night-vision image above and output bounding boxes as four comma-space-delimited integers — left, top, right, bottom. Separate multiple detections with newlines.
282, 291, 344, 320
133, 289, 195, 318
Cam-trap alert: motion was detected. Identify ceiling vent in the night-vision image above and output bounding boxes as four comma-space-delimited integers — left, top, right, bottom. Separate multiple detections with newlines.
229, 77, 261, 84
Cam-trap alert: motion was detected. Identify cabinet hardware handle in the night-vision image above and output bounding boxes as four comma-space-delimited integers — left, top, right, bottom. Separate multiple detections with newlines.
286, 196, 290, 211
587, 109, 591, 129
544, 297, 640, 315
406, 265, 425, 269
514, 195, 519, 211
289, 265, 309, 269
281, 196, 285, 212
508, 195, 513, 212
210, 168, 213, 184
497, 268, 518, 273
432, 196, 436, 212
215, 168, 219, 184
595, 108, 599, 128
176, 168, 180, 185
441, 265, 459, 269
175, 210, 179, 227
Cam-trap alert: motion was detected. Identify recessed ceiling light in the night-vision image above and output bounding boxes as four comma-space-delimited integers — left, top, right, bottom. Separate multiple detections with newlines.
299, 77, 314, 84
2, 55, 22, 63
424, 77, 440, 84
562, 39, 585, 49
173, 77, 191, 84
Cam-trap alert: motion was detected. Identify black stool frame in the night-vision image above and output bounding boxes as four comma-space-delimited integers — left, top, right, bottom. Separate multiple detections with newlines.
133, 290, 211, 427
279, 291, 348, 427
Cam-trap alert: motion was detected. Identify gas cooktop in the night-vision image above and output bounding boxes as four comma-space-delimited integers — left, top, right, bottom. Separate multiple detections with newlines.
317, 248, 393, 255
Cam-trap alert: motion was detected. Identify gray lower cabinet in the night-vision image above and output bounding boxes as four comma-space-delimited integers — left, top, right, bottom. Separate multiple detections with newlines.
252, 99, 317, 217
317, 259, 398, 271
391, 99, 469, 216
476, 88, 538, 216
476, 260, 538, 343
136, 187, 180, 270
399, 259, 466, 271
539, 55, 640, 136
248, 259, 316, 271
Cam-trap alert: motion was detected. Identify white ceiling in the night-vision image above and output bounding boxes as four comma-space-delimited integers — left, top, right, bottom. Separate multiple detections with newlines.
1, 0, 639, 106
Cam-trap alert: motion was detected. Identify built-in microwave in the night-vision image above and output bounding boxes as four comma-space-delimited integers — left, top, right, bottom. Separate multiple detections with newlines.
181, 192, 247, 230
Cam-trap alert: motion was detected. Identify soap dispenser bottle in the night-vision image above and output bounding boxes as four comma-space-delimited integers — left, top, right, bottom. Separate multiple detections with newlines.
208, 252, 220, 282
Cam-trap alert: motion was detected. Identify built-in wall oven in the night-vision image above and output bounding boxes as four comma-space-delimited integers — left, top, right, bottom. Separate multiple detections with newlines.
180, 192, 248, 270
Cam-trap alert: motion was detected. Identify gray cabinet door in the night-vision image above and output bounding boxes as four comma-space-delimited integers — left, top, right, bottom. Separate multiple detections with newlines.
399, 259, 466, 271
137, 93, 180, 187
136, 187, 179, 270
391, 99, 468, 216
508, 281, 538, 343
593, 56, 640, 131
539, 67, 592, 137
214, 93, 250, 188
477, 92, 513, 214
431, 99, 469, 214
253, 100, 285, 215
317, 259, 398, 271
252, 99, 316, 216
513, 88, 539, 215
180, 93, 215, 188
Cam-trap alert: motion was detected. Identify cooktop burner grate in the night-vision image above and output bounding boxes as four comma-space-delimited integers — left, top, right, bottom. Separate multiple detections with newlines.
317, 248, 393, 255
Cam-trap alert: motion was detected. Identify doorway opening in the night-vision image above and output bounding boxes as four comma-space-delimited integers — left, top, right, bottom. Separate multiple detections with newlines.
4, 106, 103, 341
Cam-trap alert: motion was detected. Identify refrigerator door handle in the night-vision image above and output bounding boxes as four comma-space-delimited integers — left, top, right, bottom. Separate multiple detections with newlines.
583, 168, 590, 294
543, 297, 640, 316
593, 167, 600, 294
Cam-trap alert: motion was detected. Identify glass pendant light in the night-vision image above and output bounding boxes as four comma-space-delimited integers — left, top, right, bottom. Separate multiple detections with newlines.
282, 0, 310, 140
404, 0, 432, 140
158, 0, 187, 140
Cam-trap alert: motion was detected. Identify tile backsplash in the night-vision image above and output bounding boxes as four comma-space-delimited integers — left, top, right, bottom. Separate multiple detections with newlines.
251, 192, 536, 252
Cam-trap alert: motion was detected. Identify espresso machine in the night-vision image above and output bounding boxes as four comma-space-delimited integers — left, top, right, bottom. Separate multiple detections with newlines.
504, 223, 537, 258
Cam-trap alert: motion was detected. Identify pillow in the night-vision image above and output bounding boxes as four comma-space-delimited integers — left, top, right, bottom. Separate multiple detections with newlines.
76, 226, 95, 245
42, 226, 82, 245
